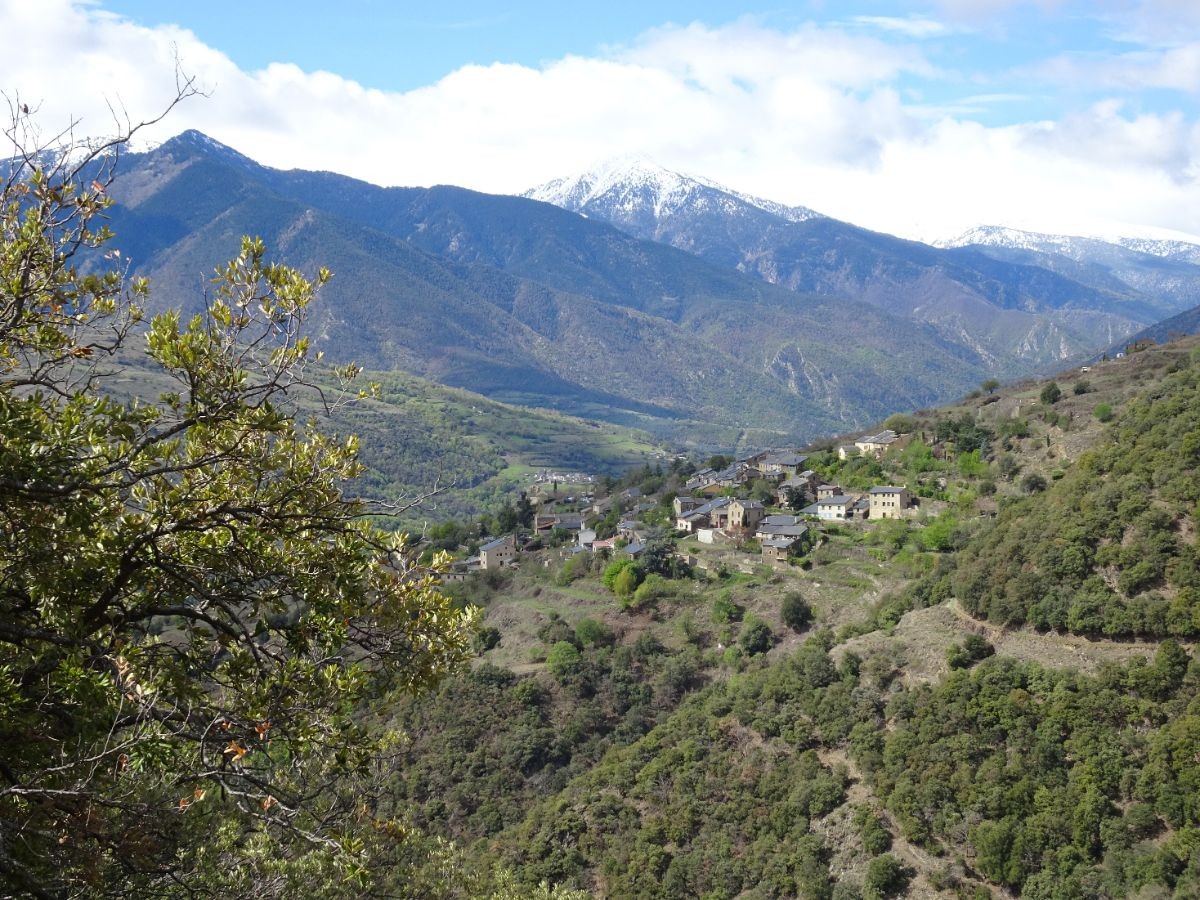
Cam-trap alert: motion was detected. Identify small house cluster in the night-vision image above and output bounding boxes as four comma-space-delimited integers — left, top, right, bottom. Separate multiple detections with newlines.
451, 433, 923, 577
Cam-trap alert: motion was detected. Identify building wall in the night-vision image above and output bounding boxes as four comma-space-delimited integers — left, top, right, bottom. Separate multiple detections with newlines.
869, 490, 909, 519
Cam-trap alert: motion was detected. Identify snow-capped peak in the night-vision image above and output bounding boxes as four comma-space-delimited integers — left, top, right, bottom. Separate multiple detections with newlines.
523, 157, 822, 225
151, 130, 262, 173
938, 223, 1200, 265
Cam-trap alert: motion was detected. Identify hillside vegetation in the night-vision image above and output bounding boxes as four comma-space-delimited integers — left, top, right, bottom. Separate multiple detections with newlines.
107, 351, 661, 523
952, 347, 1200, 635
372, 337, 1200, 899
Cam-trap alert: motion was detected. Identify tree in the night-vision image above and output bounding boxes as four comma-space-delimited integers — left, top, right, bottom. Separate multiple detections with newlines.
864, 854, 912, 899
0, 108, 475, 895
738, 616, 775, 655
515, 492, 536, 528
545, 641, 583, 681
982, 378, 1001, 394
781, 593, 814, 632
883, 413, 916, 433
1040, 381, 1062, 405
1022, 472, 1048, 493
613, 564, 644, 599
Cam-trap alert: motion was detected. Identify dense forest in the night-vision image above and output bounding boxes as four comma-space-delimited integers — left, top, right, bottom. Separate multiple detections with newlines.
951, 357, 1200, 636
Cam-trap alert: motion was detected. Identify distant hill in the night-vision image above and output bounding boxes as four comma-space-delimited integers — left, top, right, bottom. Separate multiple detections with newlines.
105, 349, 662, 523
1104, 301, 1200, 355
93, 131, 993, 447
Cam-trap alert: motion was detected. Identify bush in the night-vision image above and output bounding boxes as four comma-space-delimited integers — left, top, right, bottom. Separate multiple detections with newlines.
863, 854, 911, 899
854, 806, 893, 855
1094, 402, 1114, 422
574, 618, 615, 648
946, 634, 995, 669
473, 625, 502, 653
629, 573, 673, 609
884, 413, 916, 433
545, 641, 582, 681
1021, 472, 1048, 494
781, 593, 814, 632
602, 559, 637, 591
712, 592, 742, 624
612, 565, 644, 599
738, 616, 775, 655
1073, 380, 1091, 395
1040, 381, 1062, 405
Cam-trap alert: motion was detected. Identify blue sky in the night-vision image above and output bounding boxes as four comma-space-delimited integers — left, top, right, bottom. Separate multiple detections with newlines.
95, 0, 1197, 125
4, 1, 1200, 240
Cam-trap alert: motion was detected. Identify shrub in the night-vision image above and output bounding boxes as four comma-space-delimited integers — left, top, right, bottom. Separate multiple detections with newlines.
947, 634, 995, 669
1021, 472, 1048, 494
863, 854, 911, 899
712, 592, 742, 624
1094, 402, 1114, 422
613, 566, 642, 599
473, 625, 502, 653
738, 616, 775, 655
781, 593, 814, 632
1040, 381, 1062, 405
629, 573, 672, 609
574, 618, 615, 647
545, 641, 582, 681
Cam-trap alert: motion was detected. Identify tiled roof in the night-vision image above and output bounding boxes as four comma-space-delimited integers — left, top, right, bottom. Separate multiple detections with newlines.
819, 495, 854, 505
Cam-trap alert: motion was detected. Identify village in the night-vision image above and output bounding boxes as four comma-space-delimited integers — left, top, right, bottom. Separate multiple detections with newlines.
449, 425, 949, 580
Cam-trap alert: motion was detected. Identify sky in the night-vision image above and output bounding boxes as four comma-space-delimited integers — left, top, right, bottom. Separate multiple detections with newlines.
2, 0, 1200, 242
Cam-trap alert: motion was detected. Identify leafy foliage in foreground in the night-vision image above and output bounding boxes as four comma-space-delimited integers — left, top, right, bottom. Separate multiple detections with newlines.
0, 121, 475, 896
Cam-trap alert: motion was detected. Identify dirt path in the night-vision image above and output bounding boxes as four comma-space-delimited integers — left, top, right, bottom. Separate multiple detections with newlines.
946, 598, 1179, 672
832, 600, 1164, 685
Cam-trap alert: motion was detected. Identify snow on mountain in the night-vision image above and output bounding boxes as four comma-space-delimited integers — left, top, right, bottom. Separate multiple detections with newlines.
1112, 237, 1200, 266
939, 224, 1200, 266
523, 157, 823, 226
936, 225, 1118, 260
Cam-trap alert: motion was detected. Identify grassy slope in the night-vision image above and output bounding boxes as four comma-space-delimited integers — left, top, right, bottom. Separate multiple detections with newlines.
106, 351, 662, 523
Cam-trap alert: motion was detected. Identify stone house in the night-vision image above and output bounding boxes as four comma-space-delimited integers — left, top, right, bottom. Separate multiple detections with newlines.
673, 496, 701, 517
811, 494, 856, 521
479, 535, 517, 569
868, 486, 910, 519
728, 499, 766, 530
762, 535, 804, 564
854, 429, 909, 459
675, 497, 730, 532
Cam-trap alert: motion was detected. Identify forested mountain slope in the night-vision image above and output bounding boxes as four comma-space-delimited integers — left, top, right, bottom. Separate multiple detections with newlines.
951, 352, 1200, 635
378, 337, 1200, 899
105, 351, 662, 523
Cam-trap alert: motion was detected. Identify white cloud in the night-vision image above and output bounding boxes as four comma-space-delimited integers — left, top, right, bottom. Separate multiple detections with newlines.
1033, 42, 1200, 92
2, 0, 1199, 244
850, 15, 954, 38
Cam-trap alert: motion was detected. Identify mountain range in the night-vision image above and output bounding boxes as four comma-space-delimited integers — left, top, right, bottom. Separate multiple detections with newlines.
526, 160, 1200, 372
86, 132, 1200, 448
